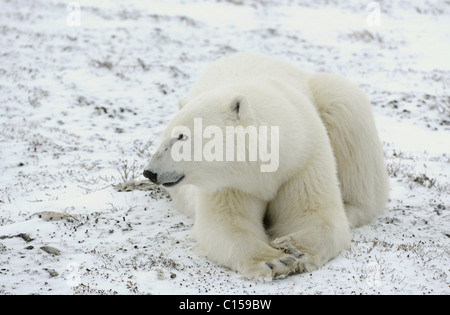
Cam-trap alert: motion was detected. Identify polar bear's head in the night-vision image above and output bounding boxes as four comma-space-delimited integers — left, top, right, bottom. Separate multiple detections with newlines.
143, 85, 281, 193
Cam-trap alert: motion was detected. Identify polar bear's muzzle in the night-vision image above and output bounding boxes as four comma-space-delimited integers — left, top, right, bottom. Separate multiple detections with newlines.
143, 169, 185, 188
161, 174, 185, 188
143, 139, 186, 188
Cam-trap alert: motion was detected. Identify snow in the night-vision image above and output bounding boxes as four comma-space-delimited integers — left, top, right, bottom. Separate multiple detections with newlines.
0, 0, 449, 295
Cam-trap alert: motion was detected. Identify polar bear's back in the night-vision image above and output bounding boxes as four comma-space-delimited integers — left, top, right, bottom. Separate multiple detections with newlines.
186, 52, 313, 102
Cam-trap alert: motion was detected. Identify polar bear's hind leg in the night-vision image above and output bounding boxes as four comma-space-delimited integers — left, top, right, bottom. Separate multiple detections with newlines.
308, 73, 389, 228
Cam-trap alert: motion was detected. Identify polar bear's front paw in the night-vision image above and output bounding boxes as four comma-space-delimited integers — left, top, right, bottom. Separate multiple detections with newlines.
270, 236, 310, 272
263, 253, 301, 280
242, 250, 303, 281
271, 237, 304, 257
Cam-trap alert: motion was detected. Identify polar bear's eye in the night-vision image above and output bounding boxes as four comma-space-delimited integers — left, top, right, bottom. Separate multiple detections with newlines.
178, 134, 188, 141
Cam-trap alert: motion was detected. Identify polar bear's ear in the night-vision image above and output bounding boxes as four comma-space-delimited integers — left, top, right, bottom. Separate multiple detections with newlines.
230, 96, 246, 119
178, 98, 187, 110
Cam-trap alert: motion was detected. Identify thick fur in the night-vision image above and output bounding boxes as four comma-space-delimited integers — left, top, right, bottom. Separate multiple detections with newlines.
144, 52, 388, 280
309, 73, 389, 227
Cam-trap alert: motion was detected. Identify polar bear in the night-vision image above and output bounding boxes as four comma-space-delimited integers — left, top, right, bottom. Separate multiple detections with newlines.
143, 52, 389, 280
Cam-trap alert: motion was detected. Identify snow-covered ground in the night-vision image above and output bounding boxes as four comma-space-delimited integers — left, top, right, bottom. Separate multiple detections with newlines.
0, 0, 449, 295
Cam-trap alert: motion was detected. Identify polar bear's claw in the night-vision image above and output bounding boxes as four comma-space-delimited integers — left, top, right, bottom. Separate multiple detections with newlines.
243, 250, 303, 281
279, 256, 296, 266
271, 237, 305, 259
265, 262, 274, 270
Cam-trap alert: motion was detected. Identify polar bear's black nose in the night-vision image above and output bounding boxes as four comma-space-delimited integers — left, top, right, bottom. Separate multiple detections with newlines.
143, 170, 157, 184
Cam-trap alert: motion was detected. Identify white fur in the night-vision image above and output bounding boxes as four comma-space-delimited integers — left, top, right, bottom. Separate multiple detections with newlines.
144, 52, 389, 280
